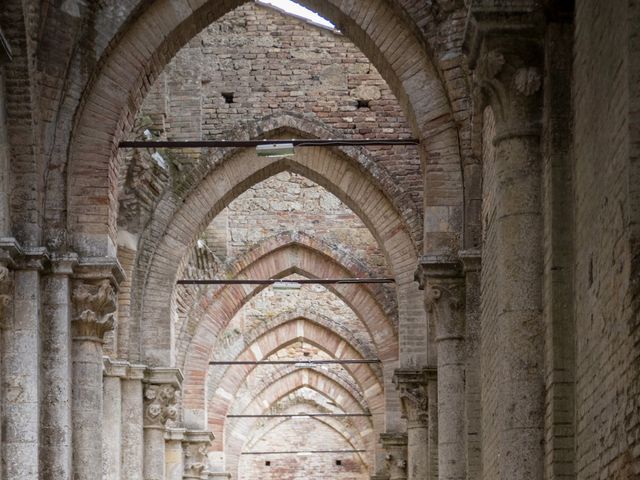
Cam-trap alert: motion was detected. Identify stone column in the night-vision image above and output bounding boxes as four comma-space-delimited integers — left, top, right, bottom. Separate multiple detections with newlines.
182, 430, 214, 480
103, 358, 129, 480
426, 371, 438, 480
459, 250, 481, 480
380, 433, 407, 480
143, 368, 183, 480
394, 369, 429, 480
122, 364, 146, 480
165, 428, 185, 480
466, 5, 545, 479
420, 257, 466, 480
71, 278, 117, 480
40, 254, 77, 480
2, 247, 47, 480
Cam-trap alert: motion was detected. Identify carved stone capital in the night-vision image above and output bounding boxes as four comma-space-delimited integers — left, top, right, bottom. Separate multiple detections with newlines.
393, 369, 429, 427
380, 432, 407, 480
183, 430, 214, 478
144, 367, 183, 429
419, 256, 466, 340
464, 2, 545, 132
143, 383, 180, 428
71, 279, 116, 341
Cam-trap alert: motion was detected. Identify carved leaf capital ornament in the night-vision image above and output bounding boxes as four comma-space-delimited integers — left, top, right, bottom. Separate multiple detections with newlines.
71, 279, 116, 340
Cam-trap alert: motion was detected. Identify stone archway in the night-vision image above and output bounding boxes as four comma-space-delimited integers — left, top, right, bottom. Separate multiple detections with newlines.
60, 0, 463, 261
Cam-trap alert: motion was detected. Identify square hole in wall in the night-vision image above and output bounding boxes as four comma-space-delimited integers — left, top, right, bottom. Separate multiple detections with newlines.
356, 99, 370, 109
265, 461, 271, 467
335, 459, 342, 466
222, 92, 234, 104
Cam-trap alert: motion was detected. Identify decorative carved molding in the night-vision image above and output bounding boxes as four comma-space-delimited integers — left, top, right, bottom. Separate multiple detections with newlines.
71, 279, 116, 340
144, 383, 179, 428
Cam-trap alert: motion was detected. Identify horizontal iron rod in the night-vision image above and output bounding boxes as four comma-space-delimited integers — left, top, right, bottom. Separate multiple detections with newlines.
227, 413, 371, 418
177, 277, 395, 285
119, 139, 419, 148
209, 359, 380, 365
242, 449, 367, 455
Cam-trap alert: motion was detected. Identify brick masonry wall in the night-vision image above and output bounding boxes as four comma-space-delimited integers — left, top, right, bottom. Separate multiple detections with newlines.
573, 0, 640, 478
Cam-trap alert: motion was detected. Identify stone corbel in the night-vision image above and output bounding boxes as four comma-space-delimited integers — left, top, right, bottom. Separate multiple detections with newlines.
183, 430, 214, 479
143, 368, 183, 429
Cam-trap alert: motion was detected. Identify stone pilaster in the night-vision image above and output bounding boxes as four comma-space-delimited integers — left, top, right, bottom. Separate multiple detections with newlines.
380, 433, 408, 480
103, 358, 129, 480
394, 369, 429, 480
465, 4, 545, 478
419, 256, 466, 480
143, 368, 183, 480
71, 276, 117, 480
122, 364, 146, 480
182, 430, 214, 480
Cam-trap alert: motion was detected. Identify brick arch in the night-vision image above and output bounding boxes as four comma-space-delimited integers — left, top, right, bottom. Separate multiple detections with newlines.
242, 396, 368, 455
63, 0, 463, 260
170, 113, 422, 250
180, 242, 397, 411
178, 230, 396, 368
206, 318, 384, 449
224, 369, 375, 474
141, 146, 420, 369
208, 306, 380, 374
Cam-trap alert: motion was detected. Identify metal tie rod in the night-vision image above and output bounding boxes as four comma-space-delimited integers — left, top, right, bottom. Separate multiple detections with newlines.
119, 139, 419, 148
227, 413, 371, 418
242, 449, 367, 455
177, 277, 395, 285
209, 359, 380, 365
